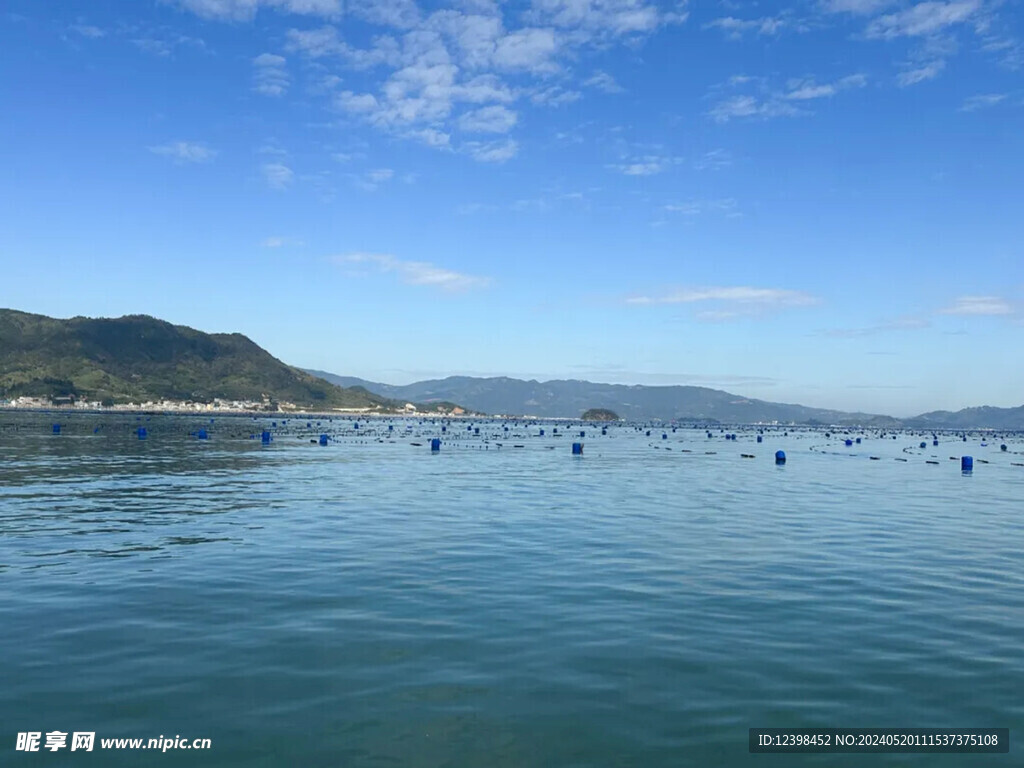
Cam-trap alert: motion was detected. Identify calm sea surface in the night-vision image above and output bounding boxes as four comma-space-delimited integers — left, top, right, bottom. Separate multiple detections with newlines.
2, 412, 1023, 766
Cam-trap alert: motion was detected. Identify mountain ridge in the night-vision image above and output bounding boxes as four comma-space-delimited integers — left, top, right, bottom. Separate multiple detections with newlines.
306, 370, 1024, 429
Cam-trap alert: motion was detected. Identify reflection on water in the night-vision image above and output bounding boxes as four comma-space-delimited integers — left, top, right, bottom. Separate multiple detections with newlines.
2, 411, 1023, 766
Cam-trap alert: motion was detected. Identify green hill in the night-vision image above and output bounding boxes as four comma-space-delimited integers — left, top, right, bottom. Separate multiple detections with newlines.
582, 408, 620, 421
0, 309, 390, 410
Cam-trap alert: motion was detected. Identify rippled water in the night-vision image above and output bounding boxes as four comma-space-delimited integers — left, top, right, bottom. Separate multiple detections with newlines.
3, 412, 1023, 766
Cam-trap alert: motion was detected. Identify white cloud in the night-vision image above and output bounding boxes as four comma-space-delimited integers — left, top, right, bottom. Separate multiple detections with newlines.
959, 92, 1006, 110
261, 236, 304, 247
609, 154, 681, 176
458, 104, 518, 132
70, 24, 106, 38
939, 295, 1014, 315
694, 148, 732, 170
149, 141, 217, 163
820, 0, 894, 14
261, 162, 295, 188
176, 0, 342, 21
626, 286, 819, 308
704, 16, 787, 39
351, 167, 395, 190
279, 2, 686, 156
583, 70, 624, 93
866, 0, 982, 39
253, 52, 289, 96
530, 85, 582, 106
333, 252, 491, 291
662, 198, 738, 216
785, 73, 867, 99
895, 59, 945, 85
464, 138, 519, 162
708, 94, 802, 122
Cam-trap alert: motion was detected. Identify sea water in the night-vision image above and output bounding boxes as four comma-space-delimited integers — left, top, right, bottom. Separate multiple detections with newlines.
2, 413, 1023, 766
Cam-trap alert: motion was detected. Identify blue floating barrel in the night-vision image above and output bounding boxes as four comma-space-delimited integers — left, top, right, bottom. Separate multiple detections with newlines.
319, 434, 328, 446
539, 429, 544, 436
775, 450, 786, 465
52, 424, 61, 435
646, 430, 651, 437
961, 456, 973, 472
856, 438, 861, 444
601, 428, 607, 435
272, 421, 277, 428
846, 439, 854, 446
707, 432, 713, 438
431, 438, 441, 452
261, 430, 271, 444
553, 428, 558, 434
197, 429, 208, 440
756, 435, 763, 443
137, 427, 147, 440
919, 442, 926, 449
662, 433, 668, 440
474, 427, 480, 435
962, 436, 967, 442
442, 426, 447, 433
1001, 444, 1008, 452
580, 430, 586, 438
932, 439, 938, 446
354, 423, 359, 430
307, 422, 312, 428
572, 442, 583, 455
389, 425, 394, 431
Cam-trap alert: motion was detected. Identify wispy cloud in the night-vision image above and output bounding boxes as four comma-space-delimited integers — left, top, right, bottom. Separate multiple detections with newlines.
823, 316, 930, 338
662, 198, 739, 216
708, 72, 866, 121
583, 70, 624, 93
626, 286, 820, 316
350, 167, 395, 190
703, 15, 789, 39
260, 236, 304, 248
939, 295, 1014, 315
261, 162, 295, 189
609, 154, 682, 176
253, 52, 289, 96
865, 0, 982, 40
332, 252, 491, 292
464, 139, 518, 163
959, 92, 1006, 111
176, 0, 342, 22
70, 24, 106, 38
694, 149, 732, 170
458, 105, 518, 134
149, 141, 217, 163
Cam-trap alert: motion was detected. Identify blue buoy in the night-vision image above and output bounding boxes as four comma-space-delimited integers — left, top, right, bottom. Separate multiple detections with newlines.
319, 434, 328, 446
572, 442, 583, 455
389, 425, 393, 431
1001, 444, 1008, 452
775, 450, 786, 464
601, 428, 607, 435
431, 438, 441, 452
580, 431, 586, 438
474, 427, 480, 435
261, 430, 271, 445
539, 429, 545, 436
662, 433, 668, 440
756, 435, 763, 443
137, 427, 147, 440
442, 426, 447, 433
856, 438, 861, 444
919, 442, 926, 449
354, 423, 359, 430
646, 430, 651, 437
846, 439, 854, 447
961, 456, 973, 472
933, 439, 938, 446
963, 436, 967, 442
198, 429, 208, 440
52, 424, 61, 435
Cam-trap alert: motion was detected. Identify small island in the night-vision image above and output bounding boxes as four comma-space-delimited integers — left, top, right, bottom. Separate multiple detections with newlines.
581, 408, 620, 421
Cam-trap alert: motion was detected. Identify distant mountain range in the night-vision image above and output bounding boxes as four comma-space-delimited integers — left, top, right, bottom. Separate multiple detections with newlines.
0, 309, 441, 412
308, 370, 1024, 430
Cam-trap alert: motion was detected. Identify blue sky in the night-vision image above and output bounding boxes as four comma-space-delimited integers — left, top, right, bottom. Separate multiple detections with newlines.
1, 0, 1022, 416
